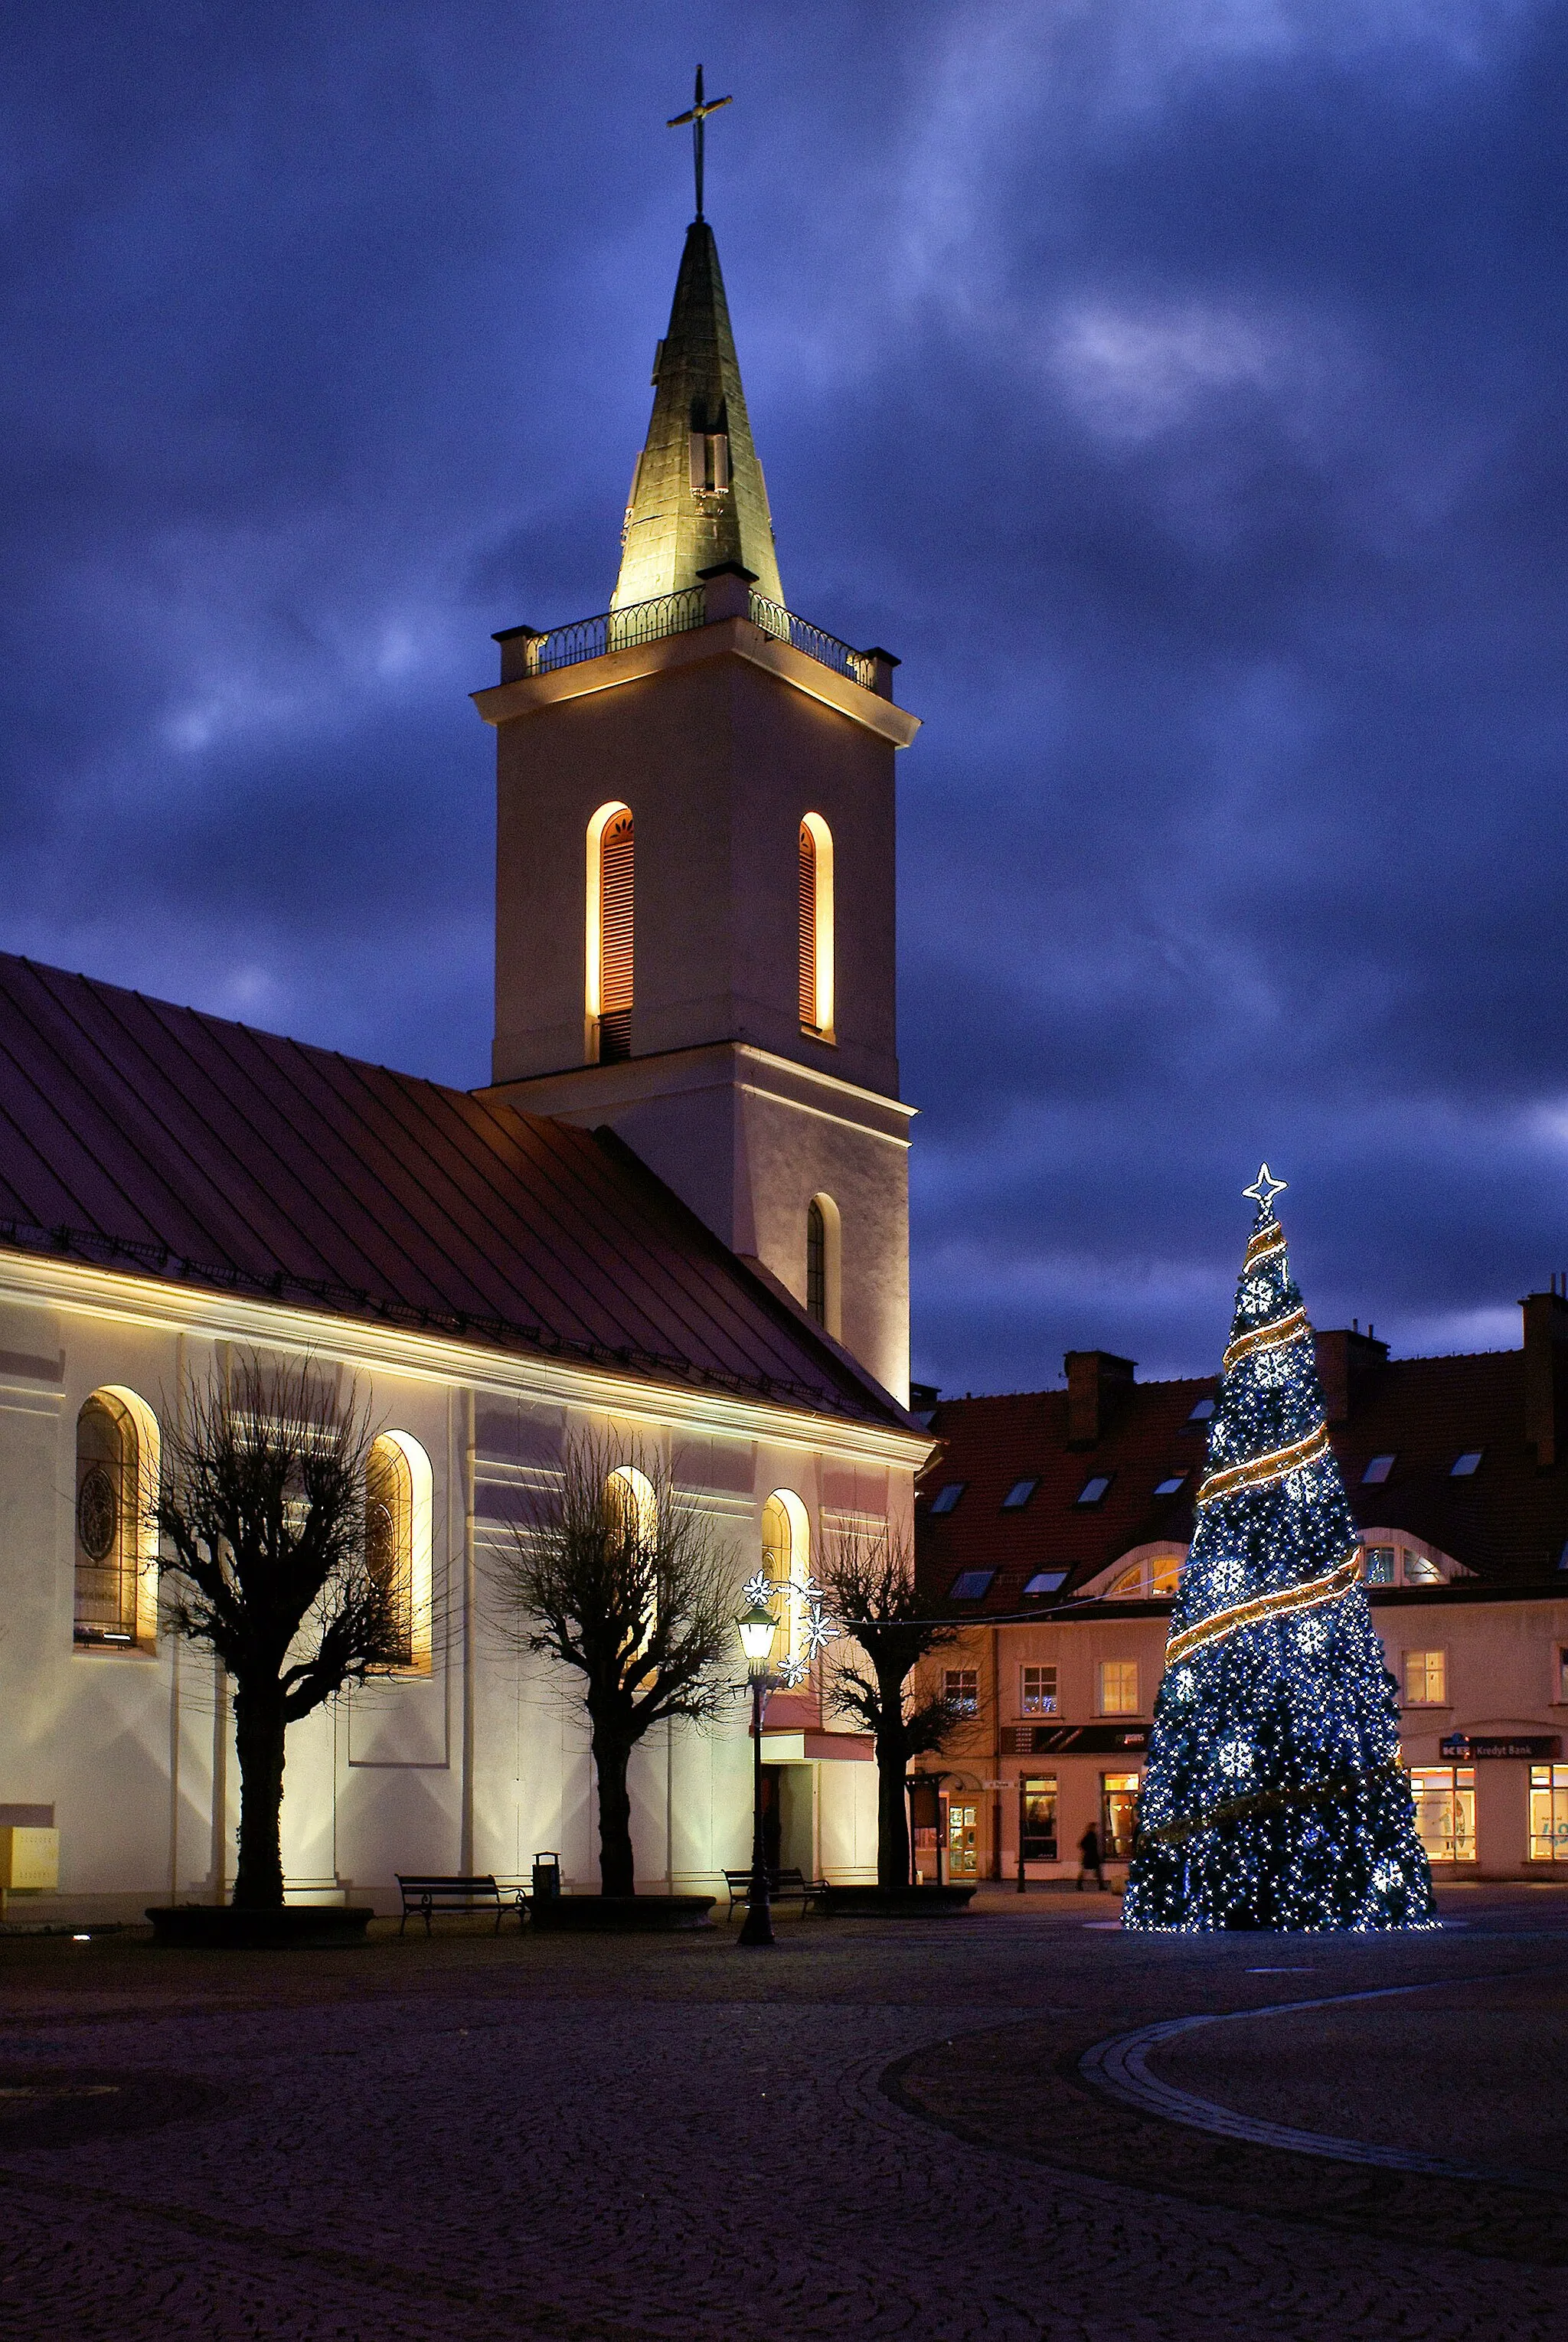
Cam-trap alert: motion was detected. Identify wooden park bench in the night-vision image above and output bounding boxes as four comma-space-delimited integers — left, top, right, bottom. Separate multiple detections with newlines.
396, 1873, 523, 1935
721, 1866, 827, 1921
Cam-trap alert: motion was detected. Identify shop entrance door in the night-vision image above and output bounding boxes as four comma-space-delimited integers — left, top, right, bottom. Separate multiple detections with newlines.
1101, 1772, 1140, 1861
946, 1801, 979, 1880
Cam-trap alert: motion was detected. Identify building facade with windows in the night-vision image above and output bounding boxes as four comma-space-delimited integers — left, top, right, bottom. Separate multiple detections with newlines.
0, 205, 930, 1922
911, 1308, 1568, 1886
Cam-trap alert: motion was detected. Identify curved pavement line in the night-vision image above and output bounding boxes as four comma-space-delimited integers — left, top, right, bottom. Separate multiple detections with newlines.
1079, 1978, 1561, 2193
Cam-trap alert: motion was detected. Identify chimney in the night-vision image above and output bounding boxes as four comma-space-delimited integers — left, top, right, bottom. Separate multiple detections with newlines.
1521, 1289, 1568, 1467
1064, 1351, 1135, 1449
1315, 1328, 1389, 1425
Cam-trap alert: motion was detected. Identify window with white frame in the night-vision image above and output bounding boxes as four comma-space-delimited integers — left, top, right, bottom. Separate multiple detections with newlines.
1021, 1664, 1057, 1715
943, 1667, 978, 1716
1529, 1765, 1568, 1862
1097, 1658, 1139, 1716
1409, 1765, 1475, 1862
1402, 1648, 1447, 1706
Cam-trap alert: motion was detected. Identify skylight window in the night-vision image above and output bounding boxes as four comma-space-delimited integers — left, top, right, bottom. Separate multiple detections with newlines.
1187, 1398, 1215, 1421
1001, 1478, 1038, 1511
1023, 1569, 1067, 1596
949, 1569, 995, 1601
928, 1482, 965, 1515
1450, 1450, 1484, 1478
1076, 1475, 1112, 1506
1154, 1474, 1186, 1498
1362, 1454, 1396, 1486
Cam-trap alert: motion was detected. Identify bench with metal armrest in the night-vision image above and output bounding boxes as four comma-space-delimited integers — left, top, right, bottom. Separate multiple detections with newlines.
395, 1873, 526, 1935
721, 1866, 828, 1920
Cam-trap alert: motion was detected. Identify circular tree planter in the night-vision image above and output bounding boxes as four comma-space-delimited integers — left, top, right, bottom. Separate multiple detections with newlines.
818, 1884, 977, 1918
145, 1905, 374, 1949
529, 1895, 714, 1933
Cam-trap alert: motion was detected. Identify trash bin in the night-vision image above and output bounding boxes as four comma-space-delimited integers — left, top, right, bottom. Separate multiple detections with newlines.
531, 1852, 561, 1903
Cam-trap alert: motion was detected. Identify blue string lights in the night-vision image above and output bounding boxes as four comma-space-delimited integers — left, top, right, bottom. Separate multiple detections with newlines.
1122, 1171, 1438, 1932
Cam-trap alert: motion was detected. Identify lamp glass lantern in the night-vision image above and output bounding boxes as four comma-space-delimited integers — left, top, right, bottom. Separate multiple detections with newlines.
737, 1599, 776, 1671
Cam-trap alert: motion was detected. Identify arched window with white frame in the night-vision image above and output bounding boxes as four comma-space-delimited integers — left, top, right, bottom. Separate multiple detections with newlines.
586, 801, 634, 1063
366, 1429, 433, 1673
805, 1192, 842, 1341
762, 1488, 811, 1671
799, 813, 835, 1040
74, 1385, 159, 1649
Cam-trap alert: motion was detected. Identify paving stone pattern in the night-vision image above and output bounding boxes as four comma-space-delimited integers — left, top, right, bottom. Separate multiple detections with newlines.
0, 1886, 1563, 2340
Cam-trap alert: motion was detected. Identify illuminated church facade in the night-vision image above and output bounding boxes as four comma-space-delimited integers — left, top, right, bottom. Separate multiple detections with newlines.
0, 203, 929, 1918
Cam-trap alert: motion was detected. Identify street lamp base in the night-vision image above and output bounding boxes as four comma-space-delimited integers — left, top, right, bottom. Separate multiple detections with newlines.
737, 1899, 776, 1946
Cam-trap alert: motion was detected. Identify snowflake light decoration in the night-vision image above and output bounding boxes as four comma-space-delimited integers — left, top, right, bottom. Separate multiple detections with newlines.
740, 1569, 773, 1611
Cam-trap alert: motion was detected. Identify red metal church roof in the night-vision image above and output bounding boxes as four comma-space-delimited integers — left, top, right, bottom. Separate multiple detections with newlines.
0, 954, 913, 1429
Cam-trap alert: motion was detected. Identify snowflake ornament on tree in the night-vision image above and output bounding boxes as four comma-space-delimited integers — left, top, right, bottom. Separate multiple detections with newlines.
1122, 1168, 1437, 1933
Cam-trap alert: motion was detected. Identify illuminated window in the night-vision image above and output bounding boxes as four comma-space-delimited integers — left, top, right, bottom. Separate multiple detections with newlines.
1409, 1766, 1475, 1863
949, 1569, 994, 1600
1106, 1554, 1181, 1599
74, 1387, 158, 1650
586, 802, 634, 1063
1148, 1554, 1181, 1594
1451, 1449, 1484, 1478
1402, 1648, 1447, 1706
1560, 1645, 1568, 1703
762, 1489, 810, 1671
1403, 1552, 1441, 1584
804, 1192, 841, 1338
1020, 1775, 1058, 1864
1021, 1664, 1057, 1715
944, 1668, 978, 1715
1002, 1478, 1037, 1510
1529, 1765, 1568, 1861
1363, 1546, 1396, 1586
1076, 1475, 1112, 1506
365, 1431, 433, 1673
1098, 1659, 1139, 1716
928, 1482, 965, 1516
1023, 1569, 1066, 1596
798, 814, 835, 1040
1101, 1772, 1140, 1860
1362, 1454, 1396, 1485
1154, 1474, 1186, 1498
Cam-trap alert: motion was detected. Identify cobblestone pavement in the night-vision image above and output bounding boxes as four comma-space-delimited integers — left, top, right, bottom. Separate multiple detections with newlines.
0, 1884, 1563, 2340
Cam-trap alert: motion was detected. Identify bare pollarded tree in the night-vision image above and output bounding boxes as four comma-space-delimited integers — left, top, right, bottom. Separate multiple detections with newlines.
822, 1524, 962, 1890
157, 1356, 411, 1910
490, 1434, 738, 1897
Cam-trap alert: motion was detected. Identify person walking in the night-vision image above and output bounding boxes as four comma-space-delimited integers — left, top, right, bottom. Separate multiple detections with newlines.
1077, 1821, 1106, 1891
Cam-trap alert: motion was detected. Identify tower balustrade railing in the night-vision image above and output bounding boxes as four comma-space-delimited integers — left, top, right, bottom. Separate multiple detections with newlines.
507, 583, 880, 694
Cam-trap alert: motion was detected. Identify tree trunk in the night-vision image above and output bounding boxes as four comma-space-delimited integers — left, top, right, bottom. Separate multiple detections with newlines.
232, 1687, 288, 1910
592, 1727, 636, 1897
874, 1671, 911, 1890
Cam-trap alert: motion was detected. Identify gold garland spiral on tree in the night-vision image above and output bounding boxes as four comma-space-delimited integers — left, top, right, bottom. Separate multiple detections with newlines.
1221, 1305, 1308, 1374
1194, 1419, 1330, 1509
1164, 1546, 1364, 1665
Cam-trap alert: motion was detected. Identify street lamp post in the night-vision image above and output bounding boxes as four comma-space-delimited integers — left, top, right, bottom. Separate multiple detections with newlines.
735, 1599, 778, 1947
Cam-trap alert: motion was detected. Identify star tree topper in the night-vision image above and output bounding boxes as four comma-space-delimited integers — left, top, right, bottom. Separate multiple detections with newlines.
1243, 1162, 1288, 1216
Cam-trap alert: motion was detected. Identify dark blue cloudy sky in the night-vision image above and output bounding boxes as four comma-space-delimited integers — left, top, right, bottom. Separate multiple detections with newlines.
4, 2, 1566, 1394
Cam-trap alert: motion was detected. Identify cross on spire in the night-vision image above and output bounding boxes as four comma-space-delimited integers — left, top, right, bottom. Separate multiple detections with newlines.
668, 64, 732, 220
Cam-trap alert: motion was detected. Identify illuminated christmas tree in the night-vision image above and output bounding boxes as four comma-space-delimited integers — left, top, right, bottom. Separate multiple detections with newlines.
1122, 1168, 1437, 1932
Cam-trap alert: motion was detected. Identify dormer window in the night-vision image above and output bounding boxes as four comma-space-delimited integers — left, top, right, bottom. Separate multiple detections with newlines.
1154, 1475, 1186, 1498
689, 430, 730, 492
949, 1569, 994, 1600
928, 1482, 965, 1516
1187, 1398, 1215, 1423
1362, 1454, 1396, 1485
1024, 1569, 1066, 1596
1451, 1450, 1484, 1478
1076, 1475, 1112, 1506
1001, 1478, 1038, 1510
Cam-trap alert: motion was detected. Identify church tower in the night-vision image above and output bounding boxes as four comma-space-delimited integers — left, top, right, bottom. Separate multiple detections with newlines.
474, 181, 918, 1403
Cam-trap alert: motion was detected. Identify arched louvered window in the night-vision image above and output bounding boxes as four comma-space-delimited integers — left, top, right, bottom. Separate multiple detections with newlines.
597, 807, 634, 1063
799, 813, 834, 1040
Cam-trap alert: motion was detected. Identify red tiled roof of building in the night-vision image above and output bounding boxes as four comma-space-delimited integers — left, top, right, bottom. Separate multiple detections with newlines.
0, 953, 914, 1429
916, 1331, 1568, 1605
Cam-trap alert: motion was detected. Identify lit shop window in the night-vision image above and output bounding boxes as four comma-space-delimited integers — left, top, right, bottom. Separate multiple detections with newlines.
1402, 1649, 1447, 1707
1020, 1776, 1058, 1865
943, 1668, 978, 1716
1528, 1765, 1568, 1863
1408, 1766, 1476, 1863
1021, 1665, 1058, 1716
1101, 1773, 1140, 1860
1097, 1659, 1139, 1716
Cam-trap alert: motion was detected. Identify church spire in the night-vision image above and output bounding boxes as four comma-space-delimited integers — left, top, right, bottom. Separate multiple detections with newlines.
611, 216, 784, 610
